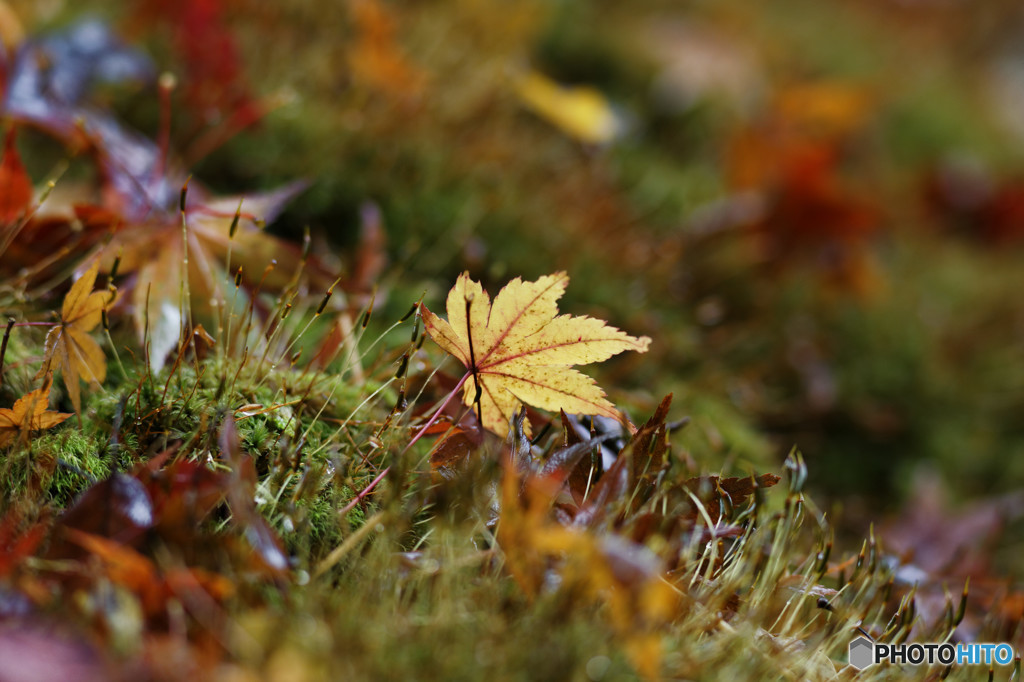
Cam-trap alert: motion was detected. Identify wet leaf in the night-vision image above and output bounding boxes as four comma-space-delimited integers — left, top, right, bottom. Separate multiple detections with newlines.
622, 394, 673, 509
429, 424, 478, 475
65, 528, 166, 614
2, 20, 160, 219
65, 529, 235, 618
422, 271, 650, 435
50, 473, 155, 554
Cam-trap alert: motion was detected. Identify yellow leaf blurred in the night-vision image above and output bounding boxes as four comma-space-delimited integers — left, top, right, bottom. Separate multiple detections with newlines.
515, 71, 624, 145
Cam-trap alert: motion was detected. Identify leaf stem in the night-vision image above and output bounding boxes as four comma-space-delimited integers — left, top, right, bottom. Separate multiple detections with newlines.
0, 318, 14, 386
464, 296, 483, 421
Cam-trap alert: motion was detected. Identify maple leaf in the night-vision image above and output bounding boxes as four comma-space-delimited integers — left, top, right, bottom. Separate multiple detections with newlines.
100, 179, 318, 372
422, 272, 651, 435
35, 261, 113, 415
0, 374, 71, 446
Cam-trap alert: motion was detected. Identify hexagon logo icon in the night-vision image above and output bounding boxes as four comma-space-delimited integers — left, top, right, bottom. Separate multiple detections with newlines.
849, 636, 875, 670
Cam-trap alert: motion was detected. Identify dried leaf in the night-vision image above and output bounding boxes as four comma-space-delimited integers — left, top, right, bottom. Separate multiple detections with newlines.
429, 425, 478, 474
218, 415, 290, 577
106, 180, 318, 373
682, 473, 781, 526
34, 262, 114, 414
623, 394, 673, 509
422, 272, 650, 435
0, 374, 71, 446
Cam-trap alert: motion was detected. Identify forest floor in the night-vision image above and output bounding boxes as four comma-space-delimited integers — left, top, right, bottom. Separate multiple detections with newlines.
1, 0, 1024, 679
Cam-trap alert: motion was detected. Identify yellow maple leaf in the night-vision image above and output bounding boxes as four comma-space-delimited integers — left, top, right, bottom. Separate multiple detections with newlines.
35, 261, 113, 414
0, 373, 71, 446
422, 271, 650, 435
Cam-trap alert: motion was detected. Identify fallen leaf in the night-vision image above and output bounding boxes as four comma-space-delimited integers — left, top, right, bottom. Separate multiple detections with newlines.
347, 0, 427, 101
515, 70, 624, 145
2, 20, 158, 218
130, 0, 261, 127
429, 424, 478, 476
422, 271, 650, 435
34, 262, 114, 414
136, 452, 228, 545
681, 473, 781, 526
0, 509, 47, 578
102, 179, 319, 373
49, 473, 155, 555
0, 127, 32, 225
218, 415, 290, 577
0, 374, 72, 446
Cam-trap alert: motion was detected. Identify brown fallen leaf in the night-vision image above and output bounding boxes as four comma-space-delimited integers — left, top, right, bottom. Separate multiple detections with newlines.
0, 374, 71, 446
35, 261, 114, 415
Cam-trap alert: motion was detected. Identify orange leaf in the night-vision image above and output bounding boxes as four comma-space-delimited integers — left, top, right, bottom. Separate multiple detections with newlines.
422, 272, 650, 435
0, 374, 72, 446
347, 0, 427, 100
35, 261, 114, 414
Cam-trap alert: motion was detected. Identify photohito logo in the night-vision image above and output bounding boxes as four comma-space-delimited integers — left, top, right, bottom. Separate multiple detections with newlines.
848, 636, 1015, 670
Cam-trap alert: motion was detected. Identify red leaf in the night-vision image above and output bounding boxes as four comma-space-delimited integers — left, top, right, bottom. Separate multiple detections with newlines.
0, 511, 47, 578
137, 452, 229, 544
0, 127, 32, 224
131, 0, 259, 122
50, 473, 155, 556
218, 415, 290, 577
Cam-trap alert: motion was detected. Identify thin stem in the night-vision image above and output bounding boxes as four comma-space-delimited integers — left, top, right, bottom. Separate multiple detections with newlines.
337, 370, 470, 519
0, 318, 14, 386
